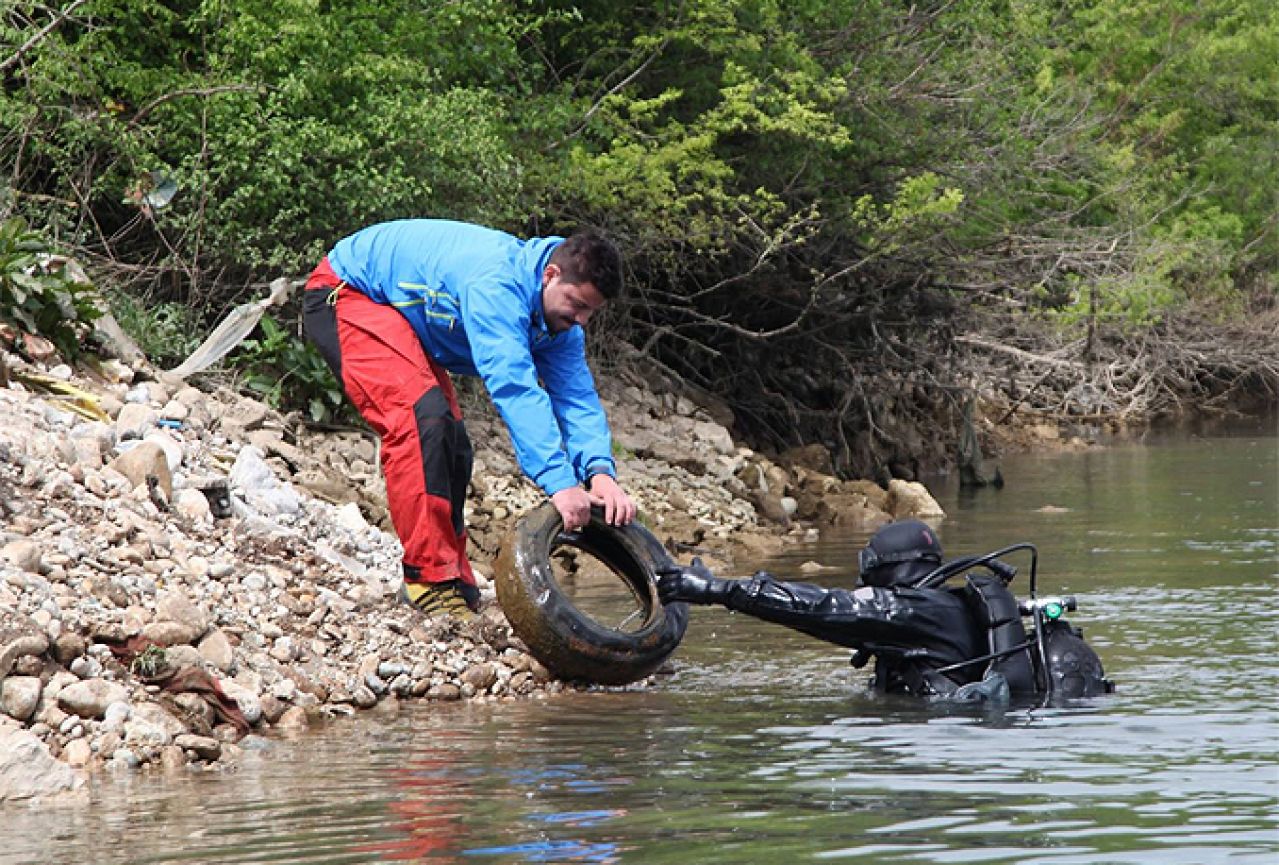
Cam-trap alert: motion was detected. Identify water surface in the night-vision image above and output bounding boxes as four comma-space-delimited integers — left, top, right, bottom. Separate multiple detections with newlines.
6, 431, 1276, 864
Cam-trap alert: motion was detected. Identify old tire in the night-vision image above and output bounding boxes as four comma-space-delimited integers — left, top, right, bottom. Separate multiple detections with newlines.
493, 502, 688, 685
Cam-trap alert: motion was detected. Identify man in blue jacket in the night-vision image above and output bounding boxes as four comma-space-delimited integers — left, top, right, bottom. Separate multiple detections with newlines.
303, 220, 636, 619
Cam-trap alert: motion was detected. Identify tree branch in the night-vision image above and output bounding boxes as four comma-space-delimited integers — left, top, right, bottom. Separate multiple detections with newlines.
128, 84, 259, 128
0, 0, 90, 76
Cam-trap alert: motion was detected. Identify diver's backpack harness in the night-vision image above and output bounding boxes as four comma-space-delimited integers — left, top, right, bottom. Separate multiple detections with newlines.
857, 543, 1113, 698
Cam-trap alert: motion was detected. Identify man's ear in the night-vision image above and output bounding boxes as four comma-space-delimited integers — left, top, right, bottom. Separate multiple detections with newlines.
542, 262, 561, 287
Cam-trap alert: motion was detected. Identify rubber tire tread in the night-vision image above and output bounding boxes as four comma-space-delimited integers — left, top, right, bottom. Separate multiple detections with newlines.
494, 502, 689, 685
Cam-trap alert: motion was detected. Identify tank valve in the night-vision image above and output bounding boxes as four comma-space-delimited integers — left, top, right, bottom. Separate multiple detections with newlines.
1019, 596, 1077, 619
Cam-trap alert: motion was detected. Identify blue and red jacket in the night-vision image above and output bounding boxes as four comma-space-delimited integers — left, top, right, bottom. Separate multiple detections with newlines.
327, 219, 616, 496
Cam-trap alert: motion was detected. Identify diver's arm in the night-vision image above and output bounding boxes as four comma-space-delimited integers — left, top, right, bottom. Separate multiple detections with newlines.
658, 564, 919, 650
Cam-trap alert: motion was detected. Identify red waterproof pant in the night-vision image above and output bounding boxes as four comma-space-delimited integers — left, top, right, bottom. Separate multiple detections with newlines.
303, 258, 474, 587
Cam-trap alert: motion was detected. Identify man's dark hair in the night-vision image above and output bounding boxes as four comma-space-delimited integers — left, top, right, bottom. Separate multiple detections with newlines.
549, 230, 623, 299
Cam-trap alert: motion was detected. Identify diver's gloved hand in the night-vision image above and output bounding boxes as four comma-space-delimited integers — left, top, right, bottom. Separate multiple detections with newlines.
656, 557, 730, 606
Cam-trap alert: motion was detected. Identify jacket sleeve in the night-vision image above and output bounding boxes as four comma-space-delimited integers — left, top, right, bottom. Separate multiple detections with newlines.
716, 574, 967, 653
534, 330, 617, 484
462, 280, 579, 496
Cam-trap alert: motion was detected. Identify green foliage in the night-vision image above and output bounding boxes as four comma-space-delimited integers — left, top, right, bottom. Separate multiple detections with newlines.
1046, 0, 1279, 297
104, 291, 202, 368
850, 174, 966, 255
0, 217, 101, 359
0, 0, 1273, 467
1, 0, 548, 284
130, 644, 168, 679
4, 0, 1270, 319
230, 314, 352, 424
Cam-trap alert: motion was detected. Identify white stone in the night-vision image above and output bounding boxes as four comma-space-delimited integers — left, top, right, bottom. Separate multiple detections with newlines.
0, 676, 42, 722
102, 702, 132, 730
174, 487, 212, 522
58, 679, 130, 719
886, 479, 946, 519
197, 629, 235, 673
62, 738, 93, 767
115, 403, 157, 439
1, 540, 42, 574
0, 728, 84, 801
160, 399, 189, 421
334, 502, 370, 533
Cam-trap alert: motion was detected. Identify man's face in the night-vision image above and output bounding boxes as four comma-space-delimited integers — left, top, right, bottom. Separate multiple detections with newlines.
541, 264, 606, 334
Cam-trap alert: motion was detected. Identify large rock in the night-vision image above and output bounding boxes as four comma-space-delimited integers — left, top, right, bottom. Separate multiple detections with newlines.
219, 397, 270, 434
174, 733, 221, 761
246, 429, 309, 469
197, 628, 235, 673
460, 662, 498, 692
107, 441, 173, 502
1, 539, 43, 574
778, 443, 835, 475
0, 615, 49, 678
691, 420, 736, 456
810, 491, 891, 529
0, 728, 84, 801
174, 487, 213, 522
153, 589, 210, 642
70, 436, 105, 470
886, 479, 946, 519
230, 446, 301, 517
58, 679, 131, 719
0, 676, 42, 722
124, 702, 188, 747
140, 620, 202, 647
114, 403, 157, 440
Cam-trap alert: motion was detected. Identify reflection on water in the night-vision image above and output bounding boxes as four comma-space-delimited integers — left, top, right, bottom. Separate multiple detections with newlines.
4, 434, 1276, 865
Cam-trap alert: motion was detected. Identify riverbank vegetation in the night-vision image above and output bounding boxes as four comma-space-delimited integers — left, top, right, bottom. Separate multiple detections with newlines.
2, 0, 1275, 479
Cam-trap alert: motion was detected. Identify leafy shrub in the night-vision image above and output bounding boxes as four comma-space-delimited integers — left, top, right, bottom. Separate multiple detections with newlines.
230, 313, 353, 424
0, 217, 101, 359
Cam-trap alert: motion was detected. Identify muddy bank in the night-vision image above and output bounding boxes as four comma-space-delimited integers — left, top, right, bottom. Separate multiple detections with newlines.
0, 352, 944, 802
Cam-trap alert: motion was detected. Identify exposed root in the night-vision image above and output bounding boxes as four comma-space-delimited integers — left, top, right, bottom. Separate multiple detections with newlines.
959, 305, 1279, 425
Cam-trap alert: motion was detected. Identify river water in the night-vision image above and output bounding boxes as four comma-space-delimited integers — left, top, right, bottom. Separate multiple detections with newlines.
7, 429, 1277, 865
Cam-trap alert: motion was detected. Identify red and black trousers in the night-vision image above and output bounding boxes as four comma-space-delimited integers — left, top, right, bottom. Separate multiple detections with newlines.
302, 258, 475, 589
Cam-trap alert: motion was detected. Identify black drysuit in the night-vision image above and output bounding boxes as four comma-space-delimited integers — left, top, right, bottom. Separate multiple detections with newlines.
701, 572, 1002, 696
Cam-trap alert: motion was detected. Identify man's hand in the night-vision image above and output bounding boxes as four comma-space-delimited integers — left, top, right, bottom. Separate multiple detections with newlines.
585, 473, 636, 526
551, 475, 636, 531
656, 557, 727, 605
551, 486, 595, 532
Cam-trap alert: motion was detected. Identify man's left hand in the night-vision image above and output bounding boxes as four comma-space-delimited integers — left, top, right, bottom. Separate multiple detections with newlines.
587, 473, 636, 526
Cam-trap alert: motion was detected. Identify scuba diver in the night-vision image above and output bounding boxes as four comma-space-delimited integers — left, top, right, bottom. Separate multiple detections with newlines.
657, 520, 1113, 703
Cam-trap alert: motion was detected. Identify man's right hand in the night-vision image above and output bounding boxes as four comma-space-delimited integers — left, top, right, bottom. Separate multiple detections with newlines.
551, 486, 595, 532
657, 557, 728, 605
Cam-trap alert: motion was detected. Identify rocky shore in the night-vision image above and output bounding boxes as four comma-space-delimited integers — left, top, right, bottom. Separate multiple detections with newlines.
0, 352, 943, 803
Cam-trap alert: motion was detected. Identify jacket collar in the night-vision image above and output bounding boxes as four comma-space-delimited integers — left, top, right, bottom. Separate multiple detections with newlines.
520, 236, 563, 339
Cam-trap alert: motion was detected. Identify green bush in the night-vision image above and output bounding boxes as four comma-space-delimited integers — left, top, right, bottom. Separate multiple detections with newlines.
0, 217, 101, 359
230, 313, 352, 424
